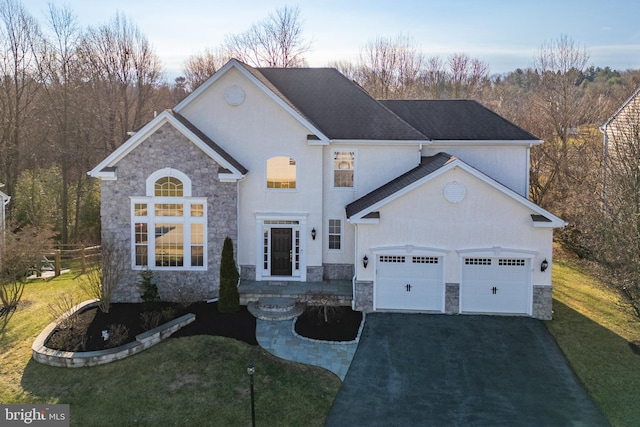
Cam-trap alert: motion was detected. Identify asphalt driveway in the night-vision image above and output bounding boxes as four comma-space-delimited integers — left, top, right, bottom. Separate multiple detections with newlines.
326, 313, 608, 427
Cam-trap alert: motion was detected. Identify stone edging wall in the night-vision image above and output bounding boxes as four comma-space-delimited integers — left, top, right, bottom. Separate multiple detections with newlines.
32, 299, 195, 368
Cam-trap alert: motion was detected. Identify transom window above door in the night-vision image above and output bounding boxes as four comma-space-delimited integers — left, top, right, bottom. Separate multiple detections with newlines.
266, 156, 297, 189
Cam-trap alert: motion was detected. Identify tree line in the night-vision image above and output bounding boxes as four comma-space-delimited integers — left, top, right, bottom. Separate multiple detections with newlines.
1, 2, 640, 297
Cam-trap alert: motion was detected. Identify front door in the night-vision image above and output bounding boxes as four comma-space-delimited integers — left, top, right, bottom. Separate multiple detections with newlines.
271, 228, 293, 276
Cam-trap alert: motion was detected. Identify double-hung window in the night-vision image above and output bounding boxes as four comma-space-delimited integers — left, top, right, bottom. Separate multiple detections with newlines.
328, 219, 342, 251
131, 169, 206, 270
333, 151, 355, 188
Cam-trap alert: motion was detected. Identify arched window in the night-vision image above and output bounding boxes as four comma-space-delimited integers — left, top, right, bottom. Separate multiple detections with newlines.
131, 169, 206, 270
266, 156, 297, 189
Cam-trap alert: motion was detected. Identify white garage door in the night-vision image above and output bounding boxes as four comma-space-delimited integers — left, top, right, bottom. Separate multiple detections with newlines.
461, 258, 530, 314
375, 255, 444, 311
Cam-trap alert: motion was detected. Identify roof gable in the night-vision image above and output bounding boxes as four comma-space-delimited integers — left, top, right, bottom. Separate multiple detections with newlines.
88, 110, 247, 181
602, 85, 640, 129
347, 153, 565, 227
256, 67, 427, 141
379, 100, 539, 141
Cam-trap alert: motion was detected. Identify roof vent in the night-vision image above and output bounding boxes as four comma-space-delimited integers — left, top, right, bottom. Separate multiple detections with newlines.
444, 181, 466, 203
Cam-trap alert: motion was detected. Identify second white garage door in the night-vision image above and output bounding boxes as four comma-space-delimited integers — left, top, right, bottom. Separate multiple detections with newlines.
375, 255, 444, 312
460, 258, 530, 315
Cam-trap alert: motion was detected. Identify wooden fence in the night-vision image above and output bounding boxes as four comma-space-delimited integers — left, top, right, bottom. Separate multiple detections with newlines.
40, 244, 101, 277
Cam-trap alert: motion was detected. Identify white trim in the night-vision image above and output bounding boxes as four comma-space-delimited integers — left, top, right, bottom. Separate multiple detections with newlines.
456, 247, 538, 258
88, 110, 246, 181
348, 158, 567, 227
254, 212, 308, 281
429, 139, 543, 146
174, 59, 331, 144
371, 245, 449, 256
146, 168, 192, 197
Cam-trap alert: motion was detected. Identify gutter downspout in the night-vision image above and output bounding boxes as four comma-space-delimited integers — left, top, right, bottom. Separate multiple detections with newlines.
351, 223, 357, 310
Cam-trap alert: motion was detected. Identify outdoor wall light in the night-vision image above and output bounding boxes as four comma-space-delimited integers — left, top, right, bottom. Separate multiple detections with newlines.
363, 255, 369, 269
311, 228, 316, 240
541, 259, 549, 272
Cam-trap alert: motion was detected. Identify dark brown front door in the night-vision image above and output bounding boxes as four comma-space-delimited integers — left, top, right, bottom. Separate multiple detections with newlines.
271, 228, 292, 276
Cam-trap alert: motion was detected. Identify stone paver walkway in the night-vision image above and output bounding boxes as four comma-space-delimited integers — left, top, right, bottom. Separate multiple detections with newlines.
255, 318, 361, 380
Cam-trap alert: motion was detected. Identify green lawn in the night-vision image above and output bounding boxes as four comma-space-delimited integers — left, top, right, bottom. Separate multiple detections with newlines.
4, 259, 640, 426
546, 258, 640, 427
0, 275, 340, 426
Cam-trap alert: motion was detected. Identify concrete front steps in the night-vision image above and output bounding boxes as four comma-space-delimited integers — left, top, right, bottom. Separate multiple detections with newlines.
247, 297, 306, 321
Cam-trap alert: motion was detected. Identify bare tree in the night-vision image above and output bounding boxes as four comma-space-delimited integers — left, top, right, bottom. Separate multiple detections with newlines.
598, 90, 640, 304
37, 3, 83, 244
224, 6, 310, 68
0, 0, 42, 200
79, 234, 126, 313
356, 35, 424, 99
0, 224, 52, 334
530, 35, 590, 207
78, 12, 164, 154
183, 47, 230, 91
421, 56, 447, 99
447, 53, 489, 99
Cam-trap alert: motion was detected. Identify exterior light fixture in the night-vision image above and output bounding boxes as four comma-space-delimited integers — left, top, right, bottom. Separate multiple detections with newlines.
363, 255, 369, 269
311, 228, 316, 240
541, 259, 549, 272
247, 362, 256, 427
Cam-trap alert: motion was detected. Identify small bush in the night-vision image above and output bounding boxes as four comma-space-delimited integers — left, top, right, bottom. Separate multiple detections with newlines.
107, 324, 129, 347
140, 311, 163, 331
161, 306, 177, 322
138, 269, 160, 308
47, 328, 88, 351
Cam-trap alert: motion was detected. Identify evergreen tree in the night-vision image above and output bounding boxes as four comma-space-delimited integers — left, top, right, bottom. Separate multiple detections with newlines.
218, 237, 240, 313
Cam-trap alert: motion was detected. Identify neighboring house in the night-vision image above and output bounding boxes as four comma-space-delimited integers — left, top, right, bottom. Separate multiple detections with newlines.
89, 59, 565, 320
600, 85, 640, 197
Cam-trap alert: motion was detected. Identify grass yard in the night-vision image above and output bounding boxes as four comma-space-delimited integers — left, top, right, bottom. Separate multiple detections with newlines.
0, 275, 340, 426
546, 257, 640, 427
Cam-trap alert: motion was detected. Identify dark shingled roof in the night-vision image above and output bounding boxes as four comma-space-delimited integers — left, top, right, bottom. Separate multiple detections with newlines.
170, 110, 248, 174
379, 100, 538, 140
346, 153, 456, 218
531, 214, 552, 222
255, 67, 428, 141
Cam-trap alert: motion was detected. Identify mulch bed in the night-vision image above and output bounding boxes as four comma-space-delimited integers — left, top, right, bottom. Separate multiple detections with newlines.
45, 301, 363, 352
294, 306, 363, 342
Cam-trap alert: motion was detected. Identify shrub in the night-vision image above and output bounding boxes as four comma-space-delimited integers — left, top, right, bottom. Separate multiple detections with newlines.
218, 237, 239, 313
138, 269, 160, 308
140, 311, 163, 331
107, 324, 129, 347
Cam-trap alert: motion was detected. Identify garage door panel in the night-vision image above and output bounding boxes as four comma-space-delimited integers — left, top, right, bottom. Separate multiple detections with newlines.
376, 255, 443, 312
461, 258, 529, 314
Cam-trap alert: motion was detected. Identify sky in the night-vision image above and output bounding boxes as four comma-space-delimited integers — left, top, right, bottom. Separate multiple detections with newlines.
21, 0, 640, 79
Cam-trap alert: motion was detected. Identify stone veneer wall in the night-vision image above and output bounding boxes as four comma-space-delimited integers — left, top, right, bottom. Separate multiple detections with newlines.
100, 122, 238, 302
323, 264, 354, 281
532, 285, 553, 320
445, 283, 460, 314
354, 280, 373, 312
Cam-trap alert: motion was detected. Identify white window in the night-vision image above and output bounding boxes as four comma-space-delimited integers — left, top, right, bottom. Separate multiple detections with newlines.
131, 168, 206, 270
333, 151, 355, 188
266, 156, 297, 189
328, 219, 342, 251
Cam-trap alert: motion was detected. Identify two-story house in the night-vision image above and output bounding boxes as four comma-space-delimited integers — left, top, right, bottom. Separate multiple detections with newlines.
89, 59, 565, 320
